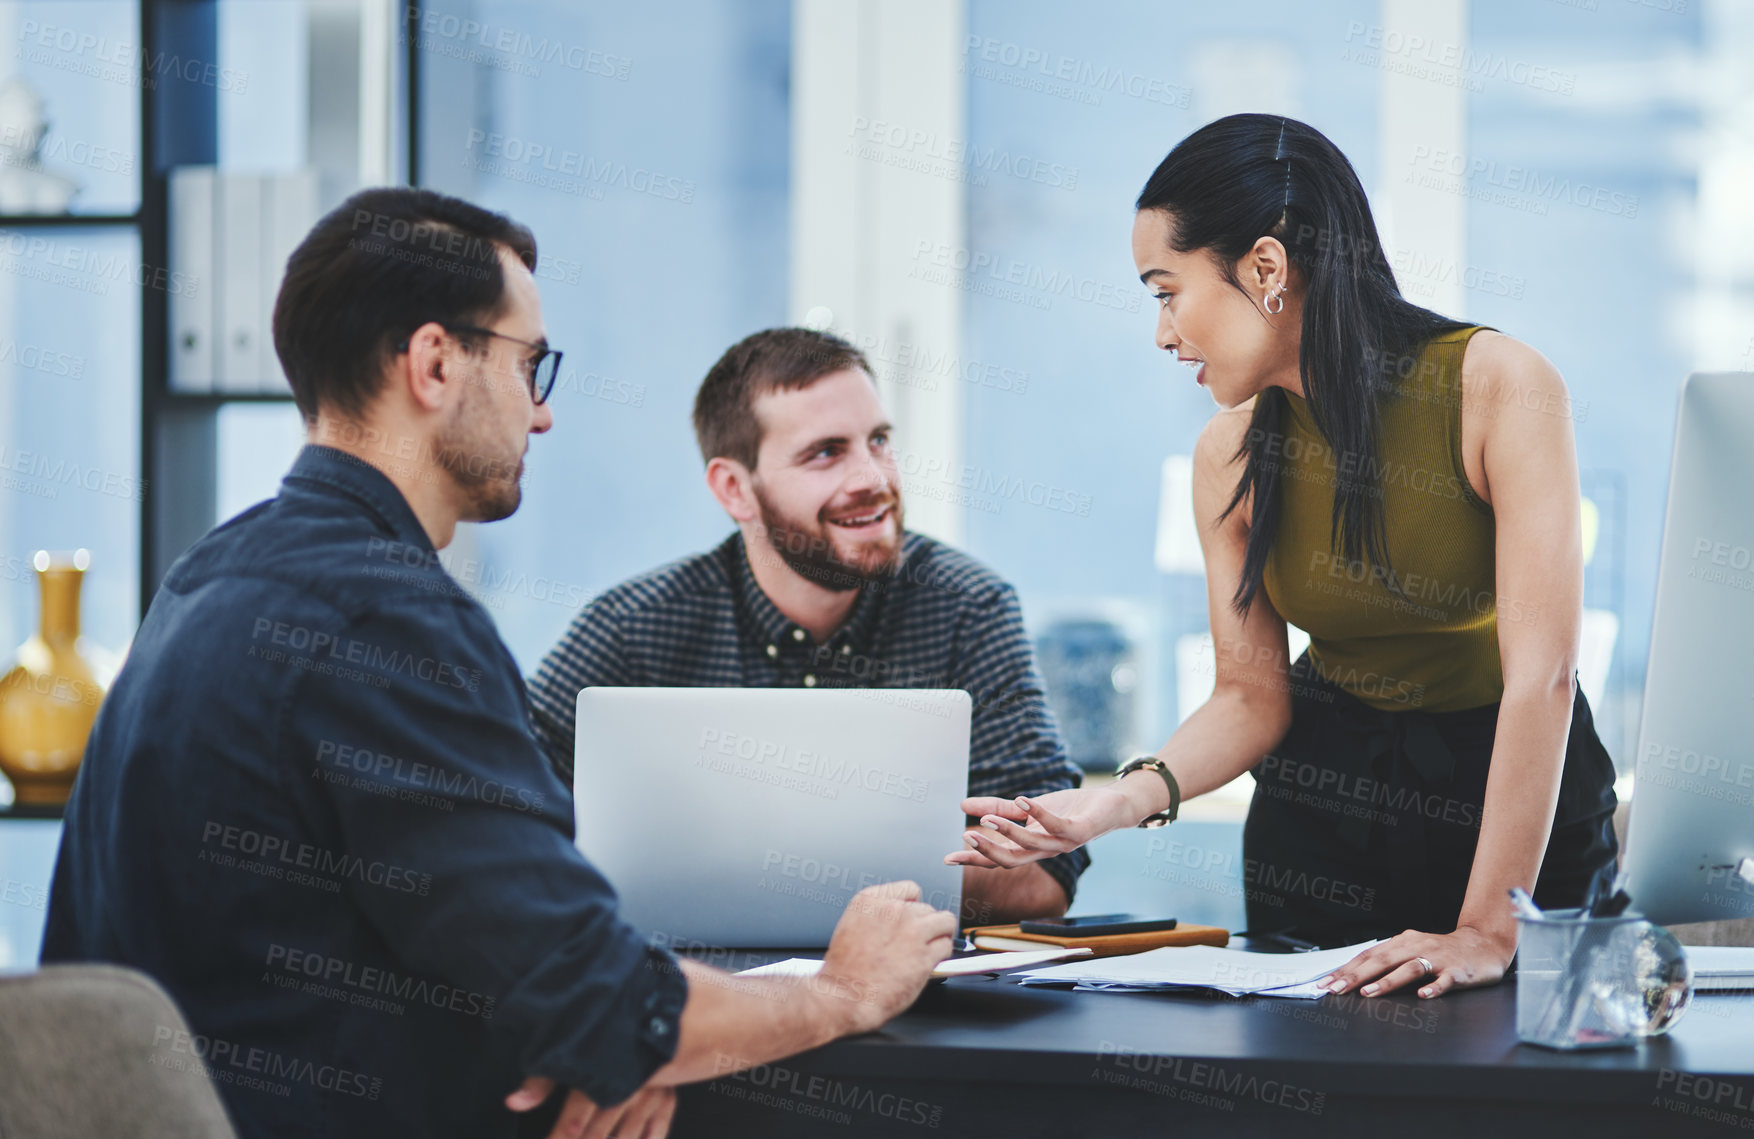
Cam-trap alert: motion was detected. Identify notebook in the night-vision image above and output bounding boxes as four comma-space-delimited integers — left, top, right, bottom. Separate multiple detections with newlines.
963, 921, 1229, 958
736, 946, 1093, 981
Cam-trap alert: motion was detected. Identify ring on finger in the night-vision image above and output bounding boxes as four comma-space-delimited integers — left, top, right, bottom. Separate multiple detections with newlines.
1414, 956, 1436, 977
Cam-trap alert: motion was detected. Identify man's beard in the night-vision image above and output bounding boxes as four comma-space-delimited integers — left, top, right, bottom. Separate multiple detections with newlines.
754, 488, 904, 593
435, 369, 525, 522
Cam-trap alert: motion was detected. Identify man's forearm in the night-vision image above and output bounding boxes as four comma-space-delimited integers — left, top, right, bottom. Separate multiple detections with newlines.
960, 853, 1070, 926
647, 959, 870, 1087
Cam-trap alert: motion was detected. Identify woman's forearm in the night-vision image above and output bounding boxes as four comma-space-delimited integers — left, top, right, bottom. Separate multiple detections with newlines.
1165, 683, 1294, 798
1109, 683, 1294, 825
1456, 676, 1577, 946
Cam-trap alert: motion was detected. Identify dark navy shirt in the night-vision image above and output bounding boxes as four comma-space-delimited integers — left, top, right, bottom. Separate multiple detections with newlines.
42, 445, 685, 1139
527, 531, 1090, 903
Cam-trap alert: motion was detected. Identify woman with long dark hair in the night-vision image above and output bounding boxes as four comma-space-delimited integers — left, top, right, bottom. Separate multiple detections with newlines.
947, 114, 1618, 1000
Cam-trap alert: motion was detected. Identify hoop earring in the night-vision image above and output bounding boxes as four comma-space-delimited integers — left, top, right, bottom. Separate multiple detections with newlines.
1264, 287, 1285, 315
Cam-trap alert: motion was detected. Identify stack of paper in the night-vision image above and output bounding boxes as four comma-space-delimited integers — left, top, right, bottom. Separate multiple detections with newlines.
736, 946, 1093, 982
1013, 940, 1381, 999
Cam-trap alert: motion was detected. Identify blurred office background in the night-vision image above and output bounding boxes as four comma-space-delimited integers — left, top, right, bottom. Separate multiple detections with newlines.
2, 0, 1751, 816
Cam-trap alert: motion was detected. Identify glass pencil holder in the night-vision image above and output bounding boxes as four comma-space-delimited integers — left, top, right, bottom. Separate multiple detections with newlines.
1515, 908, 1693, 1050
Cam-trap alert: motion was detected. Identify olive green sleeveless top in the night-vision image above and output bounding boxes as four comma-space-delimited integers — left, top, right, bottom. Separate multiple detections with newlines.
1261, 326, 1503, 713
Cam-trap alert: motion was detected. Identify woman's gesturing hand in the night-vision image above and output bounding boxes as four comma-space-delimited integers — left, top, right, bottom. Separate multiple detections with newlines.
1316, 925, 1517, 1000
943, 787, 1138, 870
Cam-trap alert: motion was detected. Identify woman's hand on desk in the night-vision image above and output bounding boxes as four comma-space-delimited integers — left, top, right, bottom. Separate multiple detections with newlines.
1316, 925, 1517, 1000
944, 788, 1132, 869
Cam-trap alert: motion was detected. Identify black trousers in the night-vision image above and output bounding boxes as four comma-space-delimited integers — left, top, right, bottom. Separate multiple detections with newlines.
1241, 653, 1620, 947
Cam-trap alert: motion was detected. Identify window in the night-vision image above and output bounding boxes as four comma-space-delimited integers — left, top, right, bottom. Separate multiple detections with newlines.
413, 0, 791, 666
21, 0, 1717, 777
954, 0, 1711, 777
959, 0, 1378, 777
0, 2, 142, 656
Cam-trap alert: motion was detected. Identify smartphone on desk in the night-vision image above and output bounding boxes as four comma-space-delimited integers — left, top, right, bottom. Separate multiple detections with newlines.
1018, 913, 1177, 937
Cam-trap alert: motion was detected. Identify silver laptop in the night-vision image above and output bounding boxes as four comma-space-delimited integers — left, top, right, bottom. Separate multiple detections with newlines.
573, 686, 970, 948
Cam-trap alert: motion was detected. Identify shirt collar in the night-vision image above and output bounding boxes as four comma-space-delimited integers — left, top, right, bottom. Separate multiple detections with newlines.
282, 444, 436, 552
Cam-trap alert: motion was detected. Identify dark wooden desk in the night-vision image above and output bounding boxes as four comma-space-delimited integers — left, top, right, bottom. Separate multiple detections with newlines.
674, 968, 1754, 1138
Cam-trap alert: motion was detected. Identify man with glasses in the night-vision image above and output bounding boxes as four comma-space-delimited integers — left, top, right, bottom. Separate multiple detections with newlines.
410, 321, 563, 403
528, 328, 1087, 925
42, 188, 953, 1139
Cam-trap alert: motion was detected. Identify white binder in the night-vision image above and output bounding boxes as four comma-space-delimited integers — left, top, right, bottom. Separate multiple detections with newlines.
216, 174, 263, 393
167, 167, 215, 393
168, 168, 321, 395
259, 171, 318, 393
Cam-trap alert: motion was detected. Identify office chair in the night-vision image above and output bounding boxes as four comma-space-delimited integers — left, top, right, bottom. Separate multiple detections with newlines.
0, 964, 236, 1138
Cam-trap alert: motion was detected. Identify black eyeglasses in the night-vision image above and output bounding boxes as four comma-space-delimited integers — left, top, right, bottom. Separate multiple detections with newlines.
397, 322, 562, 404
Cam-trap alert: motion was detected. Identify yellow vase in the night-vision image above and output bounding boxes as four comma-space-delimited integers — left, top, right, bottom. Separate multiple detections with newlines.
0, 550, 107, 806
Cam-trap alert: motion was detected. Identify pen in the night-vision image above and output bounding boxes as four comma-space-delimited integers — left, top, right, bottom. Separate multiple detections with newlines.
1577, 875, 1606, 917
1507, 887, 1544, 922
1586, 869, 1631, 917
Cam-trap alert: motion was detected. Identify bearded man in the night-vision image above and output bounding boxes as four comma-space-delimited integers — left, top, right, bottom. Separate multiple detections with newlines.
528, 327, 1087, 924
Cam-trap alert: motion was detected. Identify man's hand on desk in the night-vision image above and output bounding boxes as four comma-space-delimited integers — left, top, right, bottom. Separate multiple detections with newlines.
631, 881, 953, 1090
819, 880, 960, 1032
505, 1077, 675, 1139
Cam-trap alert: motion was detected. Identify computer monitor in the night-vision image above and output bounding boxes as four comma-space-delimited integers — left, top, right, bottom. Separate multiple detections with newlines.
1622, 372, 1754, 926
